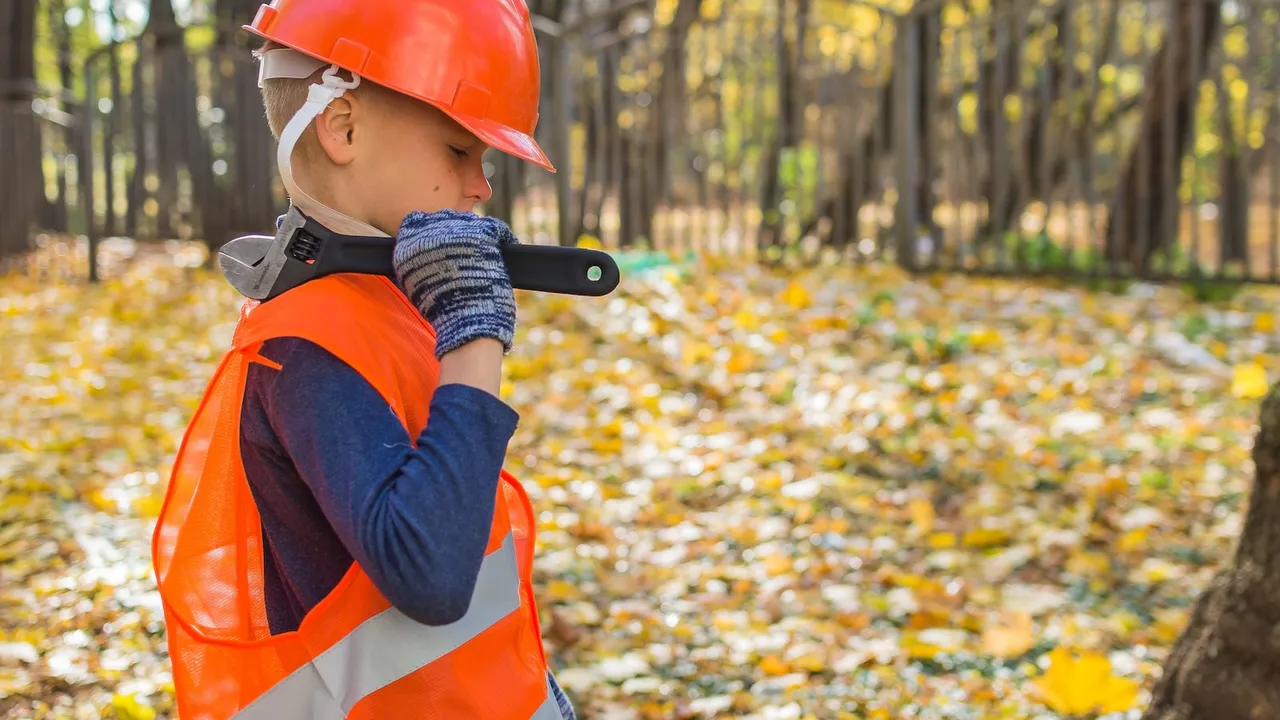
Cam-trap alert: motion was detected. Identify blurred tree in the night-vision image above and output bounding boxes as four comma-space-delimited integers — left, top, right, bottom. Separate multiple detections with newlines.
138, 0, 227, 246
1105, 0, 1222, 272
487, 0, 579, 227
758, 0, 811, 251
797, 1, 931, 251
1, 0, 46, 258
44, 0, 74, 231
215, 0, 278, 235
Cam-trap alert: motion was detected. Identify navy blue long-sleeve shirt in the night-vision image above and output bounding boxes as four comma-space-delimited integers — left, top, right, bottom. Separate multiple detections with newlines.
238, 336, 574, 718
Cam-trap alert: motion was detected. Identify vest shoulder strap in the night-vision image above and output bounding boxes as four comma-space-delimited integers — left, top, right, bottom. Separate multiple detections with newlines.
230, 274, 439, 422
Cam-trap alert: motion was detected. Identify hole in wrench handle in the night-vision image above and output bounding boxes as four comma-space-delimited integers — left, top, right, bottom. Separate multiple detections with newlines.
502, 244, 620, 297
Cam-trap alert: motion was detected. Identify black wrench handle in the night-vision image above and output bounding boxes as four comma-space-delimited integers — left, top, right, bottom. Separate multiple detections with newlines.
502, 244, 620, 297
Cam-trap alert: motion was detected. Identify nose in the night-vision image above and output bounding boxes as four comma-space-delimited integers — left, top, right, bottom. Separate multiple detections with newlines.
466, 161, 493, 206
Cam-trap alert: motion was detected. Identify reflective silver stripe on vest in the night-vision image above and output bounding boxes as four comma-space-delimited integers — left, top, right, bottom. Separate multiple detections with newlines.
233, 533, 555, 719
531, 675, 568, 720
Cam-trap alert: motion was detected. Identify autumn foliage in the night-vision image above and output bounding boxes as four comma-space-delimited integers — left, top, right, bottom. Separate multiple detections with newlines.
4, 240, 1280, 717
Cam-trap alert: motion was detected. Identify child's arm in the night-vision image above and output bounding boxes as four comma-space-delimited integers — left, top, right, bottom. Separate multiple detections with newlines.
254, 334, 517, 626
439, 337, 504, 397
252, 210, 524, 627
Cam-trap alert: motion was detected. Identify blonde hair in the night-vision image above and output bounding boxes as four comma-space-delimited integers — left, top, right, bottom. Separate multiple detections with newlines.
253, 41, 353, 163
251, 42, 444, 164
255, 42, 315, 141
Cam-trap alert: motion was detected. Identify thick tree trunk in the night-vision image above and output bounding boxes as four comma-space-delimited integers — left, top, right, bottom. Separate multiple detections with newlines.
1141, 386, 1280, 719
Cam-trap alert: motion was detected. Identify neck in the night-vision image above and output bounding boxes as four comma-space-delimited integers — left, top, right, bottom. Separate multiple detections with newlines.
286, 165, 389, 239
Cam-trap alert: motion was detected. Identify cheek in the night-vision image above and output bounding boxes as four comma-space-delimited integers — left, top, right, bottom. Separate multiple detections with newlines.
375, 141, 457, 198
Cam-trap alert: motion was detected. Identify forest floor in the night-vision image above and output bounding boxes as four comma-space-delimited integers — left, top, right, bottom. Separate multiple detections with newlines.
3, 238, 1279, 719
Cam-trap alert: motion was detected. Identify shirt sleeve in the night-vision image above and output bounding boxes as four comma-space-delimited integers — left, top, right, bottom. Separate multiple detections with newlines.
254, 336, 520, 626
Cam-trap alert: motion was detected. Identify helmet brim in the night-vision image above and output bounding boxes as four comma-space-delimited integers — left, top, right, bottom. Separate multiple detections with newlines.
452, 112, 556, 174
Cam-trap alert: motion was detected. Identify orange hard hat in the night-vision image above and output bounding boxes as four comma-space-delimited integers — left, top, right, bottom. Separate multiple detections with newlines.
243, 0, 555, 173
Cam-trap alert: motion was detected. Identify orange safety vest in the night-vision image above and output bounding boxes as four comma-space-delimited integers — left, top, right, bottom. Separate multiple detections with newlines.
151, 273, 560, 719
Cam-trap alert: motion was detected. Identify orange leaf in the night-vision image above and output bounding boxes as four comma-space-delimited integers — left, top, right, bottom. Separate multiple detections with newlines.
980, 612, 1035, 659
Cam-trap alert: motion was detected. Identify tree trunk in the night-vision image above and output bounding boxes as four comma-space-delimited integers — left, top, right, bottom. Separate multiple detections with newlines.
486, 0, 572, 229
0, 0, 44, 260
1105, 0, 1221, 272
219, 0, 280, 238
144, 0, 230, 247
106, 2, 124, 236
650, 0, 703, 212
1141, 385, 1280, 719
49, 0, 74, 231
974, 0, 1022, 244
757, 0, 810, 252
796, 4, 937, 252
978, 2, 1071, 247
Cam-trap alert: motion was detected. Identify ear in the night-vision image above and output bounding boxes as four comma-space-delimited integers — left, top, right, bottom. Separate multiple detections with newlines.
313, 93, 361, 166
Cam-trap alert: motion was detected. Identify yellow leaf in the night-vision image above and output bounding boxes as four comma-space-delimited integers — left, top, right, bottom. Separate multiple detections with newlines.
1033, 647, 1140, 715
546, 580, 579, 601
907, 498, 935, 534
759, 654, 790, 676
132, 494, 163, 519
927, 532, 957, 549
1066, 550, 1111, 577
732, 309, 761, 330
792, 652, 825, 673
962, 527, 1010, 548
1256, 312, 1274, 332
85, 488, 117, 514
726, 351, 754, 374
779, 282, 812, 309
901, 636, 941, 660
1116, 528, 1148, 553
591, 437, 624, 454
1232, 362, 1270, 399
111, 694, 157, 720
763, 554, 793, 576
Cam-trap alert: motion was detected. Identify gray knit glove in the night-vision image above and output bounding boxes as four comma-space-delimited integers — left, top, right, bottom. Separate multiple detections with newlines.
392, 209, 519, 360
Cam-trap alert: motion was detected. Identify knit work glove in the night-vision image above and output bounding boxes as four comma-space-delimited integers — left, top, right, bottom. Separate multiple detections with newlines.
392, 209, 519, 360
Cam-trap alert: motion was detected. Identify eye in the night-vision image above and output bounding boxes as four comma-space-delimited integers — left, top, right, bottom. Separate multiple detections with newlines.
449, 146, 469, 158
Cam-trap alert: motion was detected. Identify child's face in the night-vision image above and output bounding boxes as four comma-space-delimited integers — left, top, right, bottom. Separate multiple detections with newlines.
310, 85, 495, 236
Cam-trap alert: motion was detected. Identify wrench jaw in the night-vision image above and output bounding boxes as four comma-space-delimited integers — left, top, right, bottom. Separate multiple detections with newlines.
217, 208, 310, 300
217, 235, 273, 298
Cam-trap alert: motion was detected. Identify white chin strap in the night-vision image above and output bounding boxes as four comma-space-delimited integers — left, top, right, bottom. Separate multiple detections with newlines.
258, 48, 389, 238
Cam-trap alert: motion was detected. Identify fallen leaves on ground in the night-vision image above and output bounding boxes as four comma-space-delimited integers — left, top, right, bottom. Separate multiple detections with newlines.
3, 238, 1279, 719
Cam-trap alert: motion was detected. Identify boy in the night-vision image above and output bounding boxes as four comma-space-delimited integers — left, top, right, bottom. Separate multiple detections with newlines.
150, 1, 576, 718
